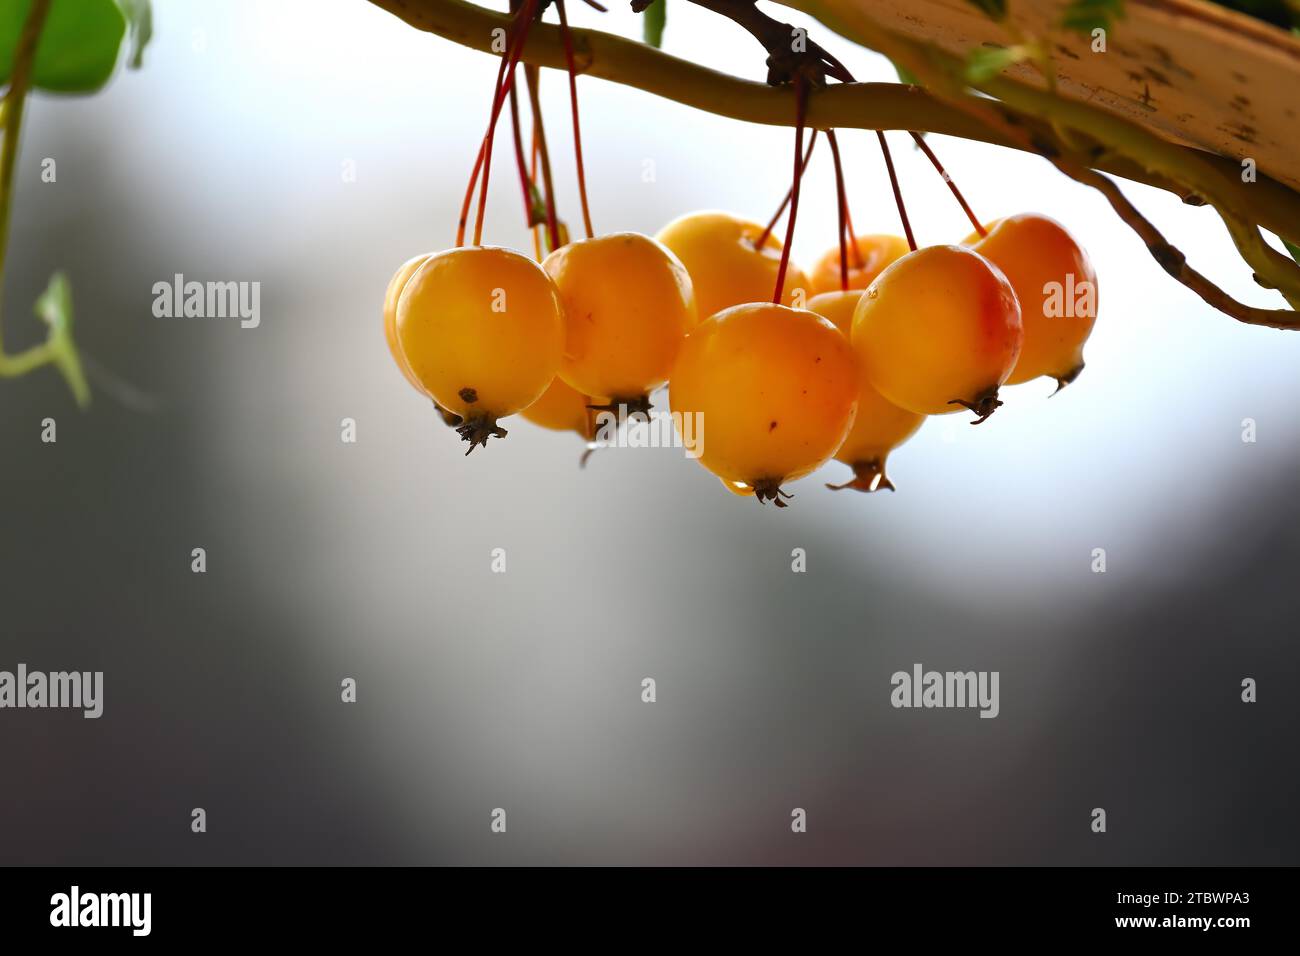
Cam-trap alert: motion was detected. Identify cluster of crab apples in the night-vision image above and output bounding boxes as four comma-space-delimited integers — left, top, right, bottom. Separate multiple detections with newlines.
383, 207, 1096, 506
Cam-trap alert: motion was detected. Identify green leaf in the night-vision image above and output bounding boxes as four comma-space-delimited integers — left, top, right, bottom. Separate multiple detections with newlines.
1284, 239, 1300, 263
0, 0, 127, 94
34, 269, 72, 335
965, 45, 1029, 84
116, 0, 153, 70
964, 0, 1008, 20
643, 0, 666, 48
1060, 0, 1126, 35
34, 271, 90, 407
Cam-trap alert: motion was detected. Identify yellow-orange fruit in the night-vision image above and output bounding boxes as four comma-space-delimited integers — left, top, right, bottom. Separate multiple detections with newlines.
809, 233, 910, 294
669, 302, 858, 506
852, 244, 1021, 421
397, 246, 565, 451
656, 211, 809, 318
543, 232, 697, 402
808, 290, 924, 492
966, 213, 1097, 387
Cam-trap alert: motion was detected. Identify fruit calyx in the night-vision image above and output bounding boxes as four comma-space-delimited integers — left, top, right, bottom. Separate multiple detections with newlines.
948, 387, 1003, 425
751, 478, 794, 508
456, 417, 509, 455
826, 458, 895, 493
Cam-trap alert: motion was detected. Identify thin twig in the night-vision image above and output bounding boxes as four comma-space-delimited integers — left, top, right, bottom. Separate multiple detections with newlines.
1080, 168, 1299, 329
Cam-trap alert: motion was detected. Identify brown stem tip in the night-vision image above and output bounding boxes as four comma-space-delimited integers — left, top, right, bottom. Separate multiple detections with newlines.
751, 479, 793, 508
456, 417, 508, 454
826, 458, 895, 493
947, 388, 1003, 425
1050, 361, 1085, 396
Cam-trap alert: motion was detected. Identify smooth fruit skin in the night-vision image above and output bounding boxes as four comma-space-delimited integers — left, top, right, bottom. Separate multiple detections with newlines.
965, 213, 1097, 387
386, 254, 465, 428
809, 234, 910, 295
543, 232, 697, 402
384, 254, 432, 394
656, 211, 810, 318
805, 289, 863, 339
397, 246, 564, 443
809, 290, 925, 492
852, 244, 1022, 418
669, 302, 858, 504
521, 375, 595, 440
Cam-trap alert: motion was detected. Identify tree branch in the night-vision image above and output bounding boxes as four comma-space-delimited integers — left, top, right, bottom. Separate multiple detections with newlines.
367, 0, 1300, 249
368, 0, 1300, 326
1082, 168, 1299, 329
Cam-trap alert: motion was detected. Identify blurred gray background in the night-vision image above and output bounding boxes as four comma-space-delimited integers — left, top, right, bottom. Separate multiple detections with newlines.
0, 0, 1296, 865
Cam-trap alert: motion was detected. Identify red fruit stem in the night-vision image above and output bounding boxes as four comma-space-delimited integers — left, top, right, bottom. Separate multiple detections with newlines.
529, 128, 543, 259
524, 64, 562, 252
507, 68, 536, 230
876, 130, 915, 253
456, 1, 532, 246
909, 131, 985, 238
842, 194, 862, 268
826, 129, 852, 291
772, 79, 808, 304
471, 0, 539, 247
754, 129, 817, 251
456, 133, 489, 248
555, 0, 594, 240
